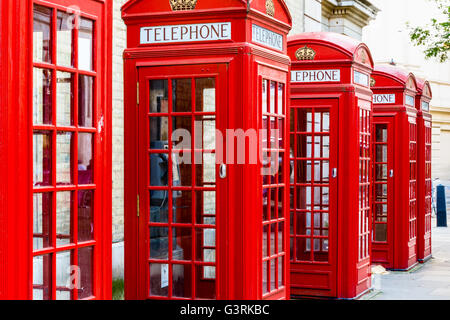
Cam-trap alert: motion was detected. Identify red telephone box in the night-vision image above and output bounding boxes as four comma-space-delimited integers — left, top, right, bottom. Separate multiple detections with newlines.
122, 0, 292, 300
0, 0, 112, 299
288, 32, 374, 299
415, 78, 432, 263
371, 65, 418, 270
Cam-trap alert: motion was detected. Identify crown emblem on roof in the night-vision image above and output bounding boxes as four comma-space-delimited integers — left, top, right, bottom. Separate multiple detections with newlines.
169, 0, 197, 11
266, 0, 275, 17
370, 77, 376, 87
295, 46, 316, 60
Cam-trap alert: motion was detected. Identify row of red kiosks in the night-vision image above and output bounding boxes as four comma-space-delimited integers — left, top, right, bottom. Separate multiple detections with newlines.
121, 0, 432, 300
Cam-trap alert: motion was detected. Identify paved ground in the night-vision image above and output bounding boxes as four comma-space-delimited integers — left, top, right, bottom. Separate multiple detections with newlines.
362, 216, 450, 300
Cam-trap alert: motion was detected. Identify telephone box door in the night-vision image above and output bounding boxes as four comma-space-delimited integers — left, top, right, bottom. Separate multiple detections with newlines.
372, 117, 395, 267
137, 64, 228, 300
290, 98, 338, 297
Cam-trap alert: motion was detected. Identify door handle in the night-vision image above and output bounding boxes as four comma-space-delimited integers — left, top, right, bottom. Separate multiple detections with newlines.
219, 164, 227, 179
389, 169, 394, 178
332, 168, 337, 178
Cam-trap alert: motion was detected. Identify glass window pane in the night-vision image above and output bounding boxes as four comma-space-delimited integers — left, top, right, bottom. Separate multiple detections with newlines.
78, 246, 94, 299
57, 12, 74, 67
149, 80, 168, 113
150, 117, 169, 148
78, 133, 94, 184
277, 83, 284, 115
33, 254, 51, 300
33, 68, 53, 125
56, 192, 72, 246
56, 72, 73, 126
172, 79, 192, 112
195, 191, 216, 225
33, 193, 52, 251
375, 224, 387, 242
376, 124, 388, 142
195, 116, 215, 150
150, 263, 169, 297
56, 251, 72, 300
33, 131, 52, 187
195, 228, 216, 261
150, 227, 169, 260
173, 228, 192, 261
57, 132, 73, 185
78, 75, 94, 127
172, 264, 192, 298
195, 78, 215, 112
195, 153, 215, 186
195, 266, 216, 299
270, 81, 276, 114
173, 190, 192, 224
78, 190, 94, 242
78, 18, 94, 71
297, 109, 313, 132
173, 152, 192, 186
150, 153, 169, 188
33, 5, 52, 63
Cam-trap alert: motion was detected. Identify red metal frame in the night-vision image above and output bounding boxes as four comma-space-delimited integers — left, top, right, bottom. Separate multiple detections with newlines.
122, 0, 291, 300
288, 32, 374, 299
0, 0, 112, 300
415, 78, 432, 263
371, 65, 418, 271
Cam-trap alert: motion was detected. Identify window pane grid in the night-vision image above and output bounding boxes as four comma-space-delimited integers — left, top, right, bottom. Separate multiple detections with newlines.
33, 3, 97, 300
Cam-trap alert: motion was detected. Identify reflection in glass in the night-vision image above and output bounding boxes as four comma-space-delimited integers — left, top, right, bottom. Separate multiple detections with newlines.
78, 246, 94, 299
195, 266, 216, 299
150, 227, 169, 260
150, 263, 169, 297
173, 228, 192, 261
270, 81, 276, 114
56, 251, 72, 300
33, 132, 52, 187
57, 72, 73, 126
376, 145, 387, 162
375, 224, 387, 242
173, 191, 192, 224
78, 133, 93, 184
56, 192, 72, 246
277, 83, 284, 114
376, 124, 388, 142
150, 117, 169, 148
172, 264, 192, 298
78, 190, 94, 242
33, 254, 51, 300
150, 80, 168, 113
78, 75, 94, 127
172, 79, 192, 112
56, 132, 73, 185
33, 193, 52, 250
33, 5, 52, 63
57, 12, 73, 67
78, 18, 94, 71
33, 68, 53, 125
196, 78, 215, 112
196, 191, 215, 224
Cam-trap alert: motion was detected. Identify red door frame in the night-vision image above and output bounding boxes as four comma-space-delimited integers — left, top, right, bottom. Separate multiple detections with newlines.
371, 116, 395, 267
0, 0, 112, 300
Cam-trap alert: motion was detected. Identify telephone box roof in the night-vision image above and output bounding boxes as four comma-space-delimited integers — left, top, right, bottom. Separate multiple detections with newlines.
416, 77, 433, 99
373, 64, 417, 91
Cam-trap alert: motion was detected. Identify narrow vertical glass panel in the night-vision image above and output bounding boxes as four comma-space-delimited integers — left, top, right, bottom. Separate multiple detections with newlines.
33, 68, 53, 125
270, 224, 276, 256
322, 112, 330, 132
33, 5, 52, 63
195, 116, 215, 150
78, 133, 94, 184
150, 153, 169, 188
195, 78, 216, 112
173, 152, 192, 186
195, 191, 216, 225
57, 12, 73, 67
297, 109, 313, 132
33, 254, 51, 300
173, 190, 192, 224
150, 117, 169, 149
150, 191, 169, 223
270, 81, 276, 114
33, 193, 52, 250
195, 266, 216, 299
195, 228, 216, 261
78, 75, 94, 127
297, 186, 311, 210
56, 72, 73, 126
376, 145, 387, 162
56, 132, 73, 185
296, 212, 311, 236
195, 153, 215, 186
172, 264, 192, 298
376, 164, 388, 181
376, 124, 388, 142
78, 18, 94, 71
262, 261, 269, 294
375, 224, 387, 242
172, 116, 192, 149
149, 80, 169, 113
270, 259, 276, 291
78, 246, 94, 299
56, 192, 72, 246
172, 228, 192, 261
78, 190, 94, 242
263, 224, 269, 257
33, 131, 52, 187
262, 79, 268, 113
263, 188, 269, 221
150, 227, 169, 260
150, 263, 169, 297
278, 221, 284, 253
277, 83, 284, 115
172, 79, 192, 112
56, 251, 72, 300
278, 256, 284, 287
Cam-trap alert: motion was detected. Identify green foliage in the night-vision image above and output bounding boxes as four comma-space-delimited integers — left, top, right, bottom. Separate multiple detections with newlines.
112, 278, 125, 300
408, 0, 450, 62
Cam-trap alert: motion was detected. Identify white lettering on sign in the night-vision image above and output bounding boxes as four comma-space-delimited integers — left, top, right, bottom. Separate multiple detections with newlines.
291, 70, 340, 83
422, 101, 430, 111
252, 24, 283, 51
140, 22, 231, 44
373, 94, 396, 104
354, 71, 369, 86
406, 94, 415, 107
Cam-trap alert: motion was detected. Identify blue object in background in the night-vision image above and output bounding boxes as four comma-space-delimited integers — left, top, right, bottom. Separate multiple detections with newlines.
436, 185, 447, 227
